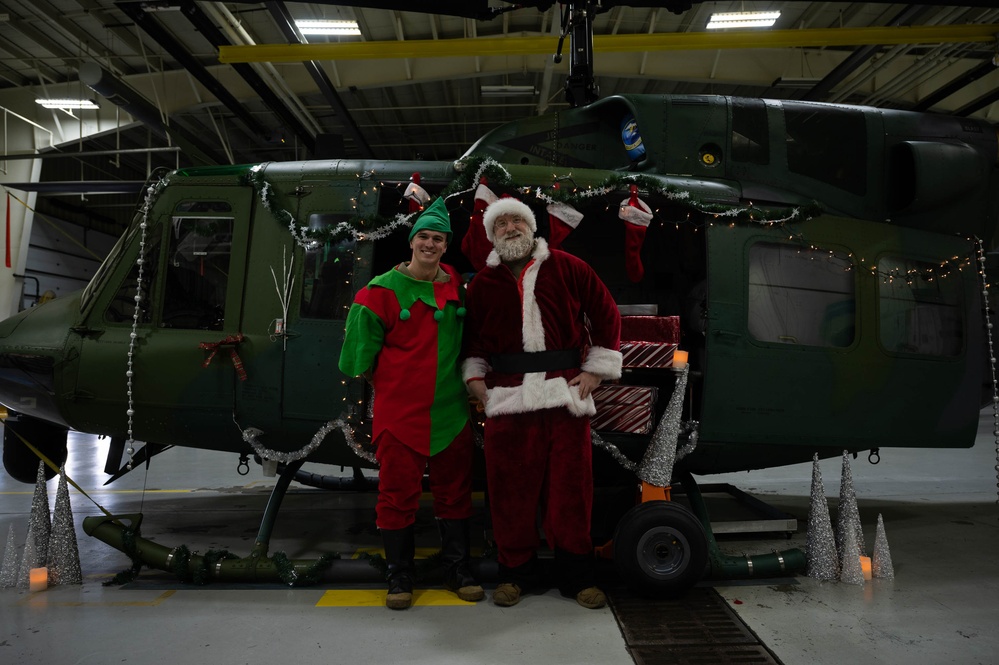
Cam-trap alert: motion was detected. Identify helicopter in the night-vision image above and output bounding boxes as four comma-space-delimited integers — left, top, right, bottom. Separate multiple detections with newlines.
1, 4, 997, 595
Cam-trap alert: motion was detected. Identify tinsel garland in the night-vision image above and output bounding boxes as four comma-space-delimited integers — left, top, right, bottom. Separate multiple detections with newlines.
242, 418, 377, 466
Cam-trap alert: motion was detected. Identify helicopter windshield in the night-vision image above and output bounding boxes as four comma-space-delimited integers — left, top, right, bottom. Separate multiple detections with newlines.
80, 219, 138, 312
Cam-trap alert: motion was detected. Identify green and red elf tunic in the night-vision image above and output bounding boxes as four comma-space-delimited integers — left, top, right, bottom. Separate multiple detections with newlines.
338, 263, 468, 456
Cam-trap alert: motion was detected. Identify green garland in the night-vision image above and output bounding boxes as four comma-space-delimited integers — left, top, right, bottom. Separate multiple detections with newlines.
243, 155, 824, 249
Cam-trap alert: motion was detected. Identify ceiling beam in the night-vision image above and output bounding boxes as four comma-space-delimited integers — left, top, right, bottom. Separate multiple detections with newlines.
219, 24, 999, 63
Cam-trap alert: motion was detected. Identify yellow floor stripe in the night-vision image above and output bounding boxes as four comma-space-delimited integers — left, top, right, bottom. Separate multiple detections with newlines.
317, 588, 474, 607
19, 590, 177, 607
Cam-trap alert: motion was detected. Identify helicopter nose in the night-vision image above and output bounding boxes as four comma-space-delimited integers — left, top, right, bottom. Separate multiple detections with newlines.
0, 352, 62, 424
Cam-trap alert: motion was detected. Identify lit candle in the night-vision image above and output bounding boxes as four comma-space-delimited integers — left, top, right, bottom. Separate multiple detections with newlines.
29, 567, 48, 592
673, 349, 688, 369
859, 556, 872, 581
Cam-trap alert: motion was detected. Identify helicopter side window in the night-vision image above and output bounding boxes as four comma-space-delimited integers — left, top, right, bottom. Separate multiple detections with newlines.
731, 98, 769, 165
877, 255, 963, 357
300, 213, 357, 321
783, 104, 866, 196
748, 243, 855, 348
161, 215, 233, 330
104, 232, 161, 325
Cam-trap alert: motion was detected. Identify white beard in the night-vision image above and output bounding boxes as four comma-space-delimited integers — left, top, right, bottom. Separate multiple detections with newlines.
494, 231, 535, 262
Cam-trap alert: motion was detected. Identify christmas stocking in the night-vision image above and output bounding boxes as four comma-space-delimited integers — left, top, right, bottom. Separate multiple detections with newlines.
547, 201, 583, 251
403, 172, 430, 213
618, 184, 653, 282
460, 177, 497, 271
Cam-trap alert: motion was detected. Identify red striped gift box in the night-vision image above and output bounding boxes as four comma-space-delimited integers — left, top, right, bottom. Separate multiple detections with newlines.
591, 384, 658, 435
621, 341, 677, 369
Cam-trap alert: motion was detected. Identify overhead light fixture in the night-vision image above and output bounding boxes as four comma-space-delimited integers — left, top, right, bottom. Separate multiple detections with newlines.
481, 85, 538, 97
772, 77, 822, 89
35, 99, 100, 109
295, 19, 361, 36
706, 11, 781, 30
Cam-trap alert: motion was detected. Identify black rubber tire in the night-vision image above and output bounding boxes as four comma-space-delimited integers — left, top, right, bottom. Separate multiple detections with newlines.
3, 415, 68, 483
613, 500, 709, 597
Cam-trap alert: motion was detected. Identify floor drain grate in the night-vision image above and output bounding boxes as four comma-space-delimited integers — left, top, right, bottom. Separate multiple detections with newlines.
607, 585, 782, 665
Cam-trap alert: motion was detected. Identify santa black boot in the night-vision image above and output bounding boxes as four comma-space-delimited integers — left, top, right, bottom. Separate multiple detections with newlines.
381, 526, 416, 610
437, 518, 485, 602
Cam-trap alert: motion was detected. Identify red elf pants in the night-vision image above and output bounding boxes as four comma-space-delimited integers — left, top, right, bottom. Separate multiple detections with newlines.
374, 424, 475, 530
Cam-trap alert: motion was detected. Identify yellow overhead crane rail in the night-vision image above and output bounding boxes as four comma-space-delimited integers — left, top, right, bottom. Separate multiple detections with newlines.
219, 24, 999, 64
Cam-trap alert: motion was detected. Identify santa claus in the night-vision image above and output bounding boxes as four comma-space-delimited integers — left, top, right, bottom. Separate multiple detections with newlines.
463, 197, 622, 609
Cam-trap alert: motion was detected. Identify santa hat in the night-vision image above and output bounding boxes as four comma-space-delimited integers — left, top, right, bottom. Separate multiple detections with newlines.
481, 197, 537, 243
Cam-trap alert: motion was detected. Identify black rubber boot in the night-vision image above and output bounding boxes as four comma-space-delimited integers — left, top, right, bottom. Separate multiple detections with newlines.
381, 526, 416, 610
437, 518, 484, 601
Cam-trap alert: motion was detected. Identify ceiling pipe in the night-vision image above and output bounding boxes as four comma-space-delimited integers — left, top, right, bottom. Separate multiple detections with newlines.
264, 0, 374, 158
116, 1, 272, 144
912, 58, 999, 111
204, 2, 322, 137
78, 61, 222, 166
176, 0, 317, 156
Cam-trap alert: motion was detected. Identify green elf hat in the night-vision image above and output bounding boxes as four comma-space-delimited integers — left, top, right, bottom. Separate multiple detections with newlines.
408, 197, 452, 243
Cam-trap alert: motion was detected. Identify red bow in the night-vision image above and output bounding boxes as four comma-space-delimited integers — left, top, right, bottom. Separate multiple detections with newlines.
200, 333, 247, 381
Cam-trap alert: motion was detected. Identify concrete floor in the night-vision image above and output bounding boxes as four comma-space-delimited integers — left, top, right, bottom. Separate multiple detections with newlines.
1, 411, 997, 665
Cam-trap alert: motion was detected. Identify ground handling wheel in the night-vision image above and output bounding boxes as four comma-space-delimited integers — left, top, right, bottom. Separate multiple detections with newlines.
612, 499, 709, 597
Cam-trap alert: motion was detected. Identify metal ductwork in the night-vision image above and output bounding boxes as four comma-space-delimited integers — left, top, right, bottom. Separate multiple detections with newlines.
79, 62, 222, 166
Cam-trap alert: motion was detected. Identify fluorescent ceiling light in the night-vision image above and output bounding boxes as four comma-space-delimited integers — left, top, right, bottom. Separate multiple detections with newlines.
707, 11, 780, 29
295, 19, 361, 36
481, 85, 537, 97
36, 99, 99, 109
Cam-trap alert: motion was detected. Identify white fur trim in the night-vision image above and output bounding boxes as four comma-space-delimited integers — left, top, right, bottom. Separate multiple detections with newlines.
619, 198, 653, 226
547, 202, 583, 229
486, 249, 501, 268
581, 346, 623, 380
462, 357, 491, 384
484, 375, 596, 418
482, 198, 537, 243
474, 183, 498, 205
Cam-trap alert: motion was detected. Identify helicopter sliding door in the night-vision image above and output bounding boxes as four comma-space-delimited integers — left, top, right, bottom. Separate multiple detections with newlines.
72, 185, 251, 452
697, 215, 981, 470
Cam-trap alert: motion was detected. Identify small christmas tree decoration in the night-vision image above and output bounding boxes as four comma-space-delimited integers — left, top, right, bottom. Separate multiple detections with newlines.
16, 522, 40, 589
838, 523, 865, 586
29, 461, 52, 567
1, 523, 18, 588
872, 513, 895, 580
618, 184, 653, 282
805, 453, 839, 581
836, 451, 866, 559
47, 467, 82, 585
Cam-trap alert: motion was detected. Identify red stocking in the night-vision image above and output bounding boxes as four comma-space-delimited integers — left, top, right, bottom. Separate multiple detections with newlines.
547, 201, 582, 251
618, 184, 652, 282
461, 177, 496, 271
403, 172, 430, 213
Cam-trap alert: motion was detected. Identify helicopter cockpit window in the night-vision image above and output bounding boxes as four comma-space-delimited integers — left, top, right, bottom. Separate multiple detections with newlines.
300, 213, 357, 320
161, 215, 233, 330
104, 231, 160, 326
878, 255, 963, 357
748, 243, 855, 348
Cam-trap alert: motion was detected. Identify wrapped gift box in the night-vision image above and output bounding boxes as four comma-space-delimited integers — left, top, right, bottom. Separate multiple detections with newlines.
621, 315, 680, 343
591, 384, 658, 435
621, 341, 677, 369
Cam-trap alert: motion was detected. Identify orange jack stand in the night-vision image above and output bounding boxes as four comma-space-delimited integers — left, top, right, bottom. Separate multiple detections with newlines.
594, 481, 672, 559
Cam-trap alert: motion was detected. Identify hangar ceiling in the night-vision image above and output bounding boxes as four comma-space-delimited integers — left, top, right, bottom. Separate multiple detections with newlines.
1, 0, 999, 234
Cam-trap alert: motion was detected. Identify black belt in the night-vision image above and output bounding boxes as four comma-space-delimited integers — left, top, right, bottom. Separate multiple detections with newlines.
490, 349, 581, 374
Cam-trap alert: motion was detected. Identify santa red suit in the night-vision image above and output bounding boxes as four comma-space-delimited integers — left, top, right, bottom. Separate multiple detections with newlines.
462, 199, 621, 598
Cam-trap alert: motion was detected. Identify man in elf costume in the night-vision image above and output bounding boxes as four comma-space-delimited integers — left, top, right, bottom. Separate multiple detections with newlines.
463, 197, 622, 609
338, 197, 482, 610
